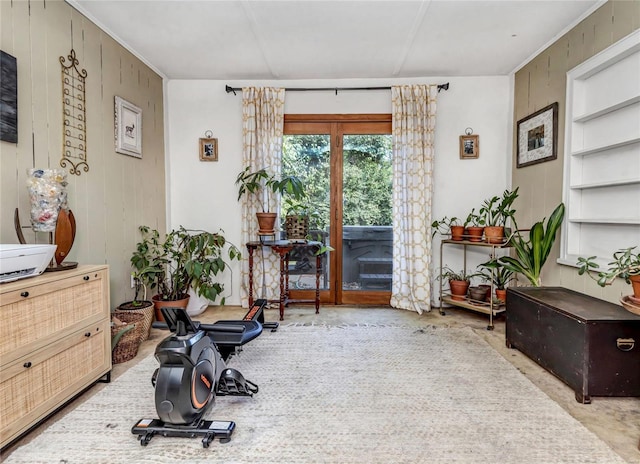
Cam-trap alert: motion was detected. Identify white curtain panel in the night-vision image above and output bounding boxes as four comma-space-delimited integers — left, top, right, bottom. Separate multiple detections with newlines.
390, 85, 438, 314
240, 87, 286, 306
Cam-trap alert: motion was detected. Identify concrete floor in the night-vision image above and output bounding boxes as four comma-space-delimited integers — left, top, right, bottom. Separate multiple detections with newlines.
2, 304, 639, 463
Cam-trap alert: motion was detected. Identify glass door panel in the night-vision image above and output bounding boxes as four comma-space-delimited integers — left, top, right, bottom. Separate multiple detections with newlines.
282, 134, 331, 293
341, 134, 393, 296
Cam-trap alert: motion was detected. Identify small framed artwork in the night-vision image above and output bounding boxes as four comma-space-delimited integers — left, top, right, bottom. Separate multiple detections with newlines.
114, 96, 142, 158
199, 138, 218, 161
517, 102, 558, 168
459, 134, 479, 159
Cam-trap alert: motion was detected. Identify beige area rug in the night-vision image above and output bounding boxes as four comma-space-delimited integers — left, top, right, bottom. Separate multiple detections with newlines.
3, 325, 627, 464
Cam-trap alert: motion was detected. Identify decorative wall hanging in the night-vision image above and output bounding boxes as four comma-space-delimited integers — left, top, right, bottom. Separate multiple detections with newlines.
115, 96, 142, 158
199, 130, 218, 161
0, 50, 18, 143
60, 49, 89, 175
517, 102, 558, 168
459, 128, 479, 159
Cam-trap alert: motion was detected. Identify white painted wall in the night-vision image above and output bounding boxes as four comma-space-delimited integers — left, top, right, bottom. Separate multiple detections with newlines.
167, 76, 512, 306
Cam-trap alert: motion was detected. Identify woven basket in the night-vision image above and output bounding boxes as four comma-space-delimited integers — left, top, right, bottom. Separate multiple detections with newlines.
114, 302, 154, 340
111, 312, 146, 364
285, 215, 309, 240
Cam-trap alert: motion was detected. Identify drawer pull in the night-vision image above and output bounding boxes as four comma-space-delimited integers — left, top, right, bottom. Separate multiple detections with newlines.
23, 362, 32, 368
20, 291, 29, 298
85, 332, 92, 337
83, 276, 90, 281
617, 338, 635, 351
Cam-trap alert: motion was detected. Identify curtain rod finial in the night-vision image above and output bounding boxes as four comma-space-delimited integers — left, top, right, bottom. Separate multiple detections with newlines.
225, 85, 237, 95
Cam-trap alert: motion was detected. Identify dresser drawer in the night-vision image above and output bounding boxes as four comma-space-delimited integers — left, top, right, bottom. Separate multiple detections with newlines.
0, 321, 110, 447
0, 269, 108, 364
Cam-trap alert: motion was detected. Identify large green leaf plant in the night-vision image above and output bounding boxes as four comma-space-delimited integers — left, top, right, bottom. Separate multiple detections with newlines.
498, 203, 565, 287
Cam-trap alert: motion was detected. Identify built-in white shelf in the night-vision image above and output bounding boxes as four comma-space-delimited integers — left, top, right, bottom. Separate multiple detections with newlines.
570, 137, 640, 157
573, 95, 640, 122
570, 178, 640, 189
568, 218, 640, 225
561, 29, 640, 268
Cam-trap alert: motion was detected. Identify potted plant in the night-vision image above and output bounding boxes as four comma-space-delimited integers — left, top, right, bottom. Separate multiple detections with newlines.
235, 166, 305, 236
439, 266, 480, 301
497, 202, 565, 287
464, 208, 484, 242
431, 216, 464, 241
577, 247, 640, 312
131, 225, 241, 321
478, 259, 514, 303
478, 187, 519, 244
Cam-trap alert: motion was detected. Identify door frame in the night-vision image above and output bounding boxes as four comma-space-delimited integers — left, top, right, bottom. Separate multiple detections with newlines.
284, 114, 392, 305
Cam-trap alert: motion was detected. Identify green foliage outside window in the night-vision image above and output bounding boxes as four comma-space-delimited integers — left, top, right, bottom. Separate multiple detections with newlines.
282, 134, 392, 231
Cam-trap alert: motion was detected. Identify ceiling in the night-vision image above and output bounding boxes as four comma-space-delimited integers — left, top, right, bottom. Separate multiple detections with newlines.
69, 0, 604, 80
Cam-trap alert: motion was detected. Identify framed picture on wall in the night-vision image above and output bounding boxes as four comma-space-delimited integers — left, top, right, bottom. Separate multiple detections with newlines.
517, 102, 558, 168
199, 138, 218, 161
114, 96, 142, 158
459, 134, 479, 159
0, 50, 18, 143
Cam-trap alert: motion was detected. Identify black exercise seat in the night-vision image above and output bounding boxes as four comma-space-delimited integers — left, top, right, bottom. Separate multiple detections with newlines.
208, 320, 262, 360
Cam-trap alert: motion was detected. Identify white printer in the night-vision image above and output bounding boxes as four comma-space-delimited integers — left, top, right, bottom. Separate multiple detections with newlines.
0, 244, 57, 283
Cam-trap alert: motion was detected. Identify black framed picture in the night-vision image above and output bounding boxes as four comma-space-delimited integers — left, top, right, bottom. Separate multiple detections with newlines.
516, 102, 558, 168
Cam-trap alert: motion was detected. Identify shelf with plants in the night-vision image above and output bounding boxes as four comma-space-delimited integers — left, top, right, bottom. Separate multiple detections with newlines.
438, 240, 513, 330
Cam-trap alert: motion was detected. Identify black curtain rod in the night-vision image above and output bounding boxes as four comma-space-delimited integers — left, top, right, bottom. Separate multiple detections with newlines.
225, 82, 449, 96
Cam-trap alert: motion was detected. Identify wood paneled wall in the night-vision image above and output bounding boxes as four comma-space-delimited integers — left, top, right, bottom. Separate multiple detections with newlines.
512, 0, 639, 302
0, 0, 166, 307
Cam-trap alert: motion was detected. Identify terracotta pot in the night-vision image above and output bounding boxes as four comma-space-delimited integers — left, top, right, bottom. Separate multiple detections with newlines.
152, 294, 190, 322
465, 226, 484, 242
495, 288, 507, 303
630, 275, 640, 298
449, 279, 470, 301
450, 225, 464, 241
484, 226, 505, 244
256, 212, 277, 236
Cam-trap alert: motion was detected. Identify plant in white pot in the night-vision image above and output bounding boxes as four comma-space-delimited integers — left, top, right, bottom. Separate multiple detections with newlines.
131, 225, 240, 320
235, 166, 305, 236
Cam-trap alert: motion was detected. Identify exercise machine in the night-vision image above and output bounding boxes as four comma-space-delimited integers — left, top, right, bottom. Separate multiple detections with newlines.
131, 299, 271, 447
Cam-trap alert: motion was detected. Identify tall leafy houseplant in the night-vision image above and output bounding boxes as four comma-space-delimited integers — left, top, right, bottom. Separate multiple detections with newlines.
235, 166, 305, 235
498, 203, 565, 287
131, 225, 241, 304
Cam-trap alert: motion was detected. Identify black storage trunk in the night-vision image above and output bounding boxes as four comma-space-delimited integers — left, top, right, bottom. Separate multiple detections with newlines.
506, 287, 640, 403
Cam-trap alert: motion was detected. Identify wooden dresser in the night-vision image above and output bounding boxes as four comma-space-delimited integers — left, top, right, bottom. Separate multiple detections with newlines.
0, 264, 111, 448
